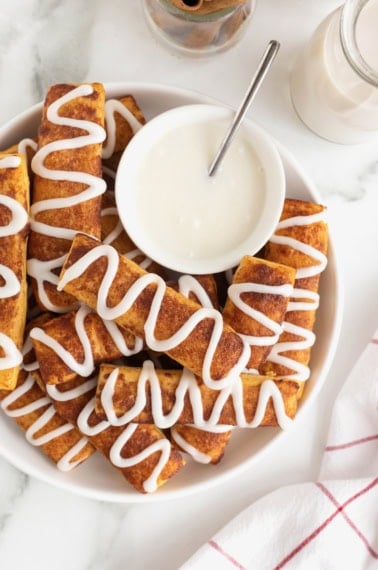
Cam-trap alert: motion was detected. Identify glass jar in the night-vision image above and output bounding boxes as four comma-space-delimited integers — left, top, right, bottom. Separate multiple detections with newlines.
143, 0, 255, 57
290, 0, 378, 144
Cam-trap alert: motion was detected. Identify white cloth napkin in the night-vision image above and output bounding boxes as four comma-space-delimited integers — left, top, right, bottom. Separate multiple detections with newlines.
181, 331, 378, 570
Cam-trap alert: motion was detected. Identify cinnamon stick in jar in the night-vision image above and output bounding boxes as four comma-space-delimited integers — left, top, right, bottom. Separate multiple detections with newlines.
169, 0, 247, 15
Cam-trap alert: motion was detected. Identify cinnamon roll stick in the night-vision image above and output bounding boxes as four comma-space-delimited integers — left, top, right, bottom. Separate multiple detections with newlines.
58, 233, 250, 389
0, 153, 29, 390
30, 304, 143, 385
223, 256, 295, 371
95, 362, 298, 429
0, 370, 95, 470
38, 372, 185, 493
102, 95, 145, 178
259, 199, 328, 397
28, 82, 106, 313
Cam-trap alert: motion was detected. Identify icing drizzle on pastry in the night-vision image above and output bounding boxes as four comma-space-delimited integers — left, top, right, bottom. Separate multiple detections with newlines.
48, 382, 175, 493
57, 243, 250, 389
17, 138, 38, 158
100, 361, 293, 430
227, 282, 293, 347
266, 211, 328, 381
0, 155, 28, 370
101, 205, 154, 270
102, 98, 143, 159
1, 373, 89, 471
28, 84, 107, 313
30, 304, 143, 377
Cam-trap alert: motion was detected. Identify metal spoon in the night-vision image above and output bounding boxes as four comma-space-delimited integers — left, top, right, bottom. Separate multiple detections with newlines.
208, 40, 280, 177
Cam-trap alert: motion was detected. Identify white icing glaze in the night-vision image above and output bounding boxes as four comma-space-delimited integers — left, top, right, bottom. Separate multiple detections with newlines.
102, 165, 117, 180
0, 157, 28, 355
227, 282, 293, 346
109, 422, 171, 493
0, 263, 21, 298
27, 254, 78, 314
57, 243, 250, 390
171, 429, 212, 464
76, 397, 110, 436
0, 332, 23, 370
56, 437, 89, 472
0, 194, 28, 237
30, 304, 142, 378
46, 377, 97, 401
0, 156, 21, 169
123, 248, 152, 271
270, 212, 328, 280
17, 138, 38, 157
102, 98, 143, 160
1, 373, 89, 471
75, 395, 172, 492
101, 206, 124, 245
265, 211, 327, 381
100, 361, 292, 430
25, 405, 74, 445
28, 84, 107, 312
101, 206, 154, 271
178, 275, 214, 309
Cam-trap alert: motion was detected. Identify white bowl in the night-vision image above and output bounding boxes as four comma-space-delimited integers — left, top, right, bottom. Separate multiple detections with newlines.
0, 82, 342, 503
115, 103, 286, 274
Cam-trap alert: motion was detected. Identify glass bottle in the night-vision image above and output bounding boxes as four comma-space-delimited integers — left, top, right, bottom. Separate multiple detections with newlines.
290, 0, 378, 144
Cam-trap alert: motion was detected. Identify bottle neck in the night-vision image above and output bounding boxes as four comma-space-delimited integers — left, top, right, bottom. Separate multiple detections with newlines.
340, 0, 378, 87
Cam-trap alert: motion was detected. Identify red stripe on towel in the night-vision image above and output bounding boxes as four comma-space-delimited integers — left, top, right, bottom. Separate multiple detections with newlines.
325, 434, 378, 451
317, 482, 378, 558
208, 539, 246, 569
274, 478, 378, 569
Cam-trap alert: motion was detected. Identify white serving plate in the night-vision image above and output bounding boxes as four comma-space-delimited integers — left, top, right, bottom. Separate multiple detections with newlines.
0, 82, 342, 503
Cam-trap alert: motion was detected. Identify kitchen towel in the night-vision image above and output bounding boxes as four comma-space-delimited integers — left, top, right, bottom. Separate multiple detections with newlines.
182, 330, 378, 569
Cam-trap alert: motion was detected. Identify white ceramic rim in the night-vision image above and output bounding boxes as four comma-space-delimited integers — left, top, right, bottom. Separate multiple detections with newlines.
115, 103, 286, 274
0, 81, 343, 503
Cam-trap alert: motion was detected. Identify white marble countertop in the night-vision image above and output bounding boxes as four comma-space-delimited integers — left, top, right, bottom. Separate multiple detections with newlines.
0, 1, 377, 569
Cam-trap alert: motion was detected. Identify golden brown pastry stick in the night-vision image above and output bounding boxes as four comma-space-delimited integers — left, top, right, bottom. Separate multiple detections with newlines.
172, 273, 219, 310
0, 314, 95, 471
3, 139, 37, 182
95, 363, 299, 428
171, 273, 230, 463
0, 370, 95, 470
0, 153, 29, 390
170, 423, 232, 464
36, 372, 185, 494
223, 256, 295, 371
28, 82, 106, 314
102, 95, 146, 178
30, 304, 143, 385
58, 234, 250, 389
259, 198, 328, 397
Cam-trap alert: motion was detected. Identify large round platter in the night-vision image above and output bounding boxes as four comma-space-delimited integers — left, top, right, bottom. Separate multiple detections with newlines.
0, 82, 342, 502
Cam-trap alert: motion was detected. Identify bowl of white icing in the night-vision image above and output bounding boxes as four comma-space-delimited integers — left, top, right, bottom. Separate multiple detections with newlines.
115, 104, 286, 274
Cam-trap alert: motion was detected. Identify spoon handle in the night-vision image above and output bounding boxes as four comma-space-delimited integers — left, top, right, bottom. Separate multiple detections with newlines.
208, 39, 280, 177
